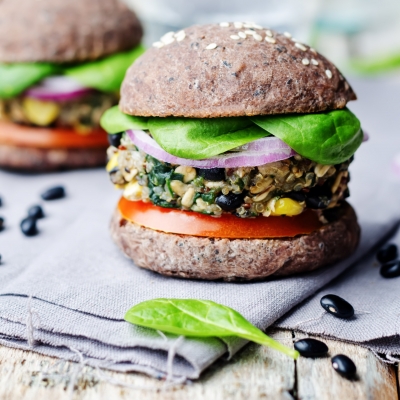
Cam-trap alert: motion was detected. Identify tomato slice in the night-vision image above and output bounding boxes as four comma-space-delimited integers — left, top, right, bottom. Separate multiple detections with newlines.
118, 197, 322, 239
0, 120, 109, 149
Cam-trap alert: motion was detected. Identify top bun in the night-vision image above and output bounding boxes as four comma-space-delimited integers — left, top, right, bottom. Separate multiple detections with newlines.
0, 0, 143, 63
120, 23, 356, 118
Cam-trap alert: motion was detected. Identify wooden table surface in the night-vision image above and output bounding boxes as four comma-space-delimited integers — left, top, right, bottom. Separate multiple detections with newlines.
0, 329, 398, 400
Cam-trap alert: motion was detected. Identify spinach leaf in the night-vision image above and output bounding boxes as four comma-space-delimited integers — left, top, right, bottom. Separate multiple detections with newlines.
65, 45, 145, 93
100, 105, 149, 133
148, 117, 268, 159
251, 109, 362, 165
0, 63, 59, 99
125, 299, 299, 359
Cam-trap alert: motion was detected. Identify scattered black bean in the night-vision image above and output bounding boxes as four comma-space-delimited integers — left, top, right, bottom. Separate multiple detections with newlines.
108, 132, 124, 148
28, 205, 45, 220
20, 217, 39, 237
285, 191, 306, 202
331, 354, 356, 379
0, 197, 2, 207
320, 294, 354, 319
196, 168, 225, 181
41, 186, 65, 201
0, 254, 2, 264
380, 260, 400, 279
294, 338, 329, 358
377, 244, 398, 264
0, 217, 4, 231
215, 192, 245, 211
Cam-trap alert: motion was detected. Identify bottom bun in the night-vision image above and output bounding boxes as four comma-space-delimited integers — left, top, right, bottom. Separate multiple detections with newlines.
0, 144, 106, 171
110, 202, 360, 281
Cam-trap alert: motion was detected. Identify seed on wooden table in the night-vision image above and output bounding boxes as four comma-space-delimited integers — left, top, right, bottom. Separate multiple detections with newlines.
380, 260, 400, 278
20, 217, 38, 237
320, 294, 354, 318
28, 205, 45, 220
0, 217, 4, 231
331, 354, 356, 379
377, 243, 398, 263
294, 338, 328, 358
41, 186, 65, 201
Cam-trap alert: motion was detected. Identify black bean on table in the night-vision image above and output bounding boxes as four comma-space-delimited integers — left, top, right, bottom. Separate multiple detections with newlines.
108, 132, 124, 148
331, 354, 357, 379
294, 338, 329, 358
320, 294, 354, 319
41, 186, 65, 201
215, 192, 245, 211
28, 205, 45, 220
380, 260, 400, 279
0, 217, 4, 231
377, 244, 398, 264
20, 217, 38, 237
196, 168, 226, 181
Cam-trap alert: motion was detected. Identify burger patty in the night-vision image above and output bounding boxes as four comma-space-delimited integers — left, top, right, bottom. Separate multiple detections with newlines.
0, 92, 118, 132
107, 135, 351, 219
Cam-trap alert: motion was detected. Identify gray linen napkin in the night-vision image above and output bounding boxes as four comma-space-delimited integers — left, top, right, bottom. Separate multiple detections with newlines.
1, 78, 399, 379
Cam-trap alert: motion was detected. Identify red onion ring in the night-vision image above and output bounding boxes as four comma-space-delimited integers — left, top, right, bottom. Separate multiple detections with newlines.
126, 129, 296, 168
25, 76, 93, 102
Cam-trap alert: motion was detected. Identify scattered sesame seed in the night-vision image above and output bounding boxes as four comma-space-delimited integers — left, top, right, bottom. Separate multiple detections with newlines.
283, 32, 292, 38
175, 30, 184, 37
253, 34, 263, 42
295, 42, 307, 51
162, 36, 175, 45
265, 30, 273, 37
245, 30, 256, 35
243, 23, 254, 28
230, 35, 240, 40
291, 38, 297, 42
310, 48, 317, 53
152, 41, 164, 48
161, 31, 174, 40
206, 43, 218, 50
311, 58, 319, 65
234, 22, 243, 29
220, 22, 230, 27
253, 24, 263, 30
176, 33, 186, 42
265, 36, 276, 44
238, 31, 247, 39
325, 69, 333, 79
302, 58, 310, 65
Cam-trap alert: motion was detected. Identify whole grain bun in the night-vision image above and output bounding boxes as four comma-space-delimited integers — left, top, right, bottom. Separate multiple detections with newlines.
0, 144, 106, 171
0, 0, 143, 63
120, 24, 356, 118
110, 202, 360, 281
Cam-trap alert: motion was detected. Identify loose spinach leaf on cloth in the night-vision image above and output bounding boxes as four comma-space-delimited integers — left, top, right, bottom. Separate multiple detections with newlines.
251, 109, 362, 165
125, 299, 299, 358
0, 63, 59, 99
65, 45, 145, 93
100, 105, 149, 133
148, 117, 268, 159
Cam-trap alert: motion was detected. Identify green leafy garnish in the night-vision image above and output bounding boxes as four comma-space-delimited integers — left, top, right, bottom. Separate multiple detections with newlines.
125, 299, 299, 359
0, 63, 59, 99
251, 109, 362, 164
148, 117, 268, 160
65, 45, 145, 93
100, 105, 149, 133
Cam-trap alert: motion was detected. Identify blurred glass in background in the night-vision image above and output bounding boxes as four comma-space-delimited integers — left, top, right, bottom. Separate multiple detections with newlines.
126, 0, 400, 76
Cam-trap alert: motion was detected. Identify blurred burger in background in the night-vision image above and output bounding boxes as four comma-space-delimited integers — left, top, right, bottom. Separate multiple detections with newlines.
0, 0, 143, 171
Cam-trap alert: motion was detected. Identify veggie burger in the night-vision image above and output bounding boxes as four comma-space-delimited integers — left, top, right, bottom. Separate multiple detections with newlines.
0, 0, 143, 170
101, 23, 363, 281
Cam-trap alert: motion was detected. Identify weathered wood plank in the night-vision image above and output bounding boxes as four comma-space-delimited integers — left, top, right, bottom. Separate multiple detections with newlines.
295, 332, 398, 400
0, 330, 295, 400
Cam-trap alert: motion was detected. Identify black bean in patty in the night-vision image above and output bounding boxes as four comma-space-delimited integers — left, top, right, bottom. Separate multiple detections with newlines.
197, 168, 226, 181
285, 191, 306, 202
216, 192, 245, 211
108, 132, 124, 148
305, 185, 332, 209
